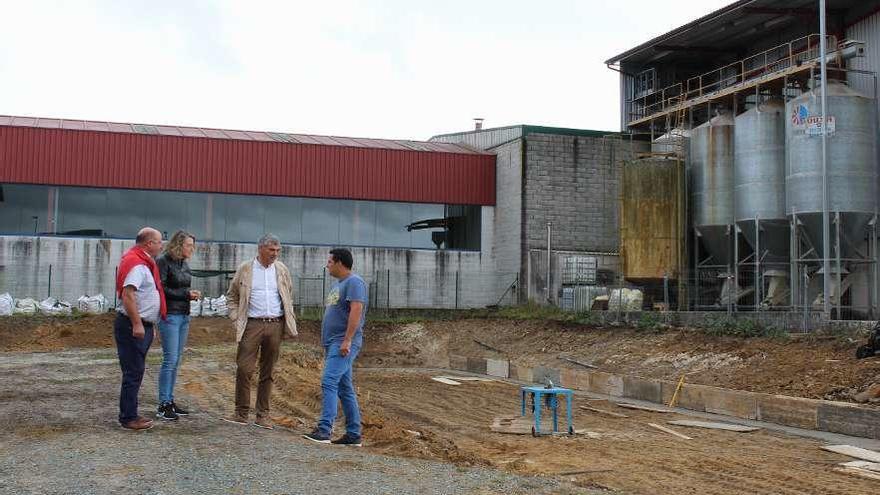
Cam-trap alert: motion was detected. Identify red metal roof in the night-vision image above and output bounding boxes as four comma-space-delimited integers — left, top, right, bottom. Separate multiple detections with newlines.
0, 115, 495, 205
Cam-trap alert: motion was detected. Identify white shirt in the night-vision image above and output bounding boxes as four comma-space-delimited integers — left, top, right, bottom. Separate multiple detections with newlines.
116, 265, 161, 323
248, 258, 283, 318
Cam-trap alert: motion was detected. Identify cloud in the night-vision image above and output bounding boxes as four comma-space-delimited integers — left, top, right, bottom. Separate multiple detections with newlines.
0, 0, 733, 139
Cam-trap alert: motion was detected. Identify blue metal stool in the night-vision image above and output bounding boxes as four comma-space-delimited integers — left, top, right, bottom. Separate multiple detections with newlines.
520, 386, 574, 436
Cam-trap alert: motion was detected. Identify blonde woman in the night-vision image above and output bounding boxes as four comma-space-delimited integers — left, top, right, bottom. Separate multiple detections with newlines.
155, 230, 201, 420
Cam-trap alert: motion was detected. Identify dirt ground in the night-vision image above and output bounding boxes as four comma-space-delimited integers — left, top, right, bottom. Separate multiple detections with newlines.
2, 314, 878, 403
1, 314, 880, 493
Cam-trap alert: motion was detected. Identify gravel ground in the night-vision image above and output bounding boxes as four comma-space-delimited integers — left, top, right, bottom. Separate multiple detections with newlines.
0, 349, 597, 495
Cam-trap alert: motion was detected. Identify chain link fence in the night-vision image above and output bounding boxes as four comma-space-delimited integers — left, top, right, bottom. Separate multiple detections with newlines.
294, 269, 520, 316
0, 263, 520, 315
555, 266, 875, 330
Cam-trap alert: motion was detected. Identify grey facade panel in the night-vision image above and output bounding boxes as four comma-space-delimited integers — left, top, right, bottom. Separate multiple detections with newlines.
848, 10, 880, 102
431, 127, 524, 151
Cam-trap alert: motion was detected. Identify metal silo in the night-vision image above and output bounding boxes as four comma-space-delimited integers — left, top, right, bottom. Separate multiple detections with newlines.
734, 99, 789, 307
786, 81, 878, 312
690, 111, 735, 271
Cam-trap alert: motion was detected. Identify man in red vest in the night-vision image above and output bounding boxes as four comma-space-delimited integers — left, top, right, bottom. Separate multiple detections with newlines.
114, 227, 166, 431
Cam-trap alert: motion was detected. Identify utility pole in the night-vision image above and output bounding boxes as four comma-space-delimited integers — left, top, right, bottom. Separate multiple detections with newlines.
819, 0, 831, 319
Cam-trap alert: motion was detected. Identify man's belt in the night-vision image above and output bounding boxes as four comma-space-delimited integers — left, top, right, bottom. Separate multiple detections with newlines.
249, 316, 282, 323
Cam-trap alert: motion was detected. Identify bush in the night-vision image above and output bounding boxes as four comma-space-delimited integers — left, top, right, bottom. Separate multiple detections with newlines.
634, 312, 664, 332
703, 315, 785, 338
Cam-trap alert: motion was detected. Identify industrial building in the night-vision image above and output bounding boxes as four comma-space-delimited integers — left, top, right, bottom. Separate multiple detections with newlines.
0, 116, 501, 308
606, 0, 880, 319
431, 125, 641, 307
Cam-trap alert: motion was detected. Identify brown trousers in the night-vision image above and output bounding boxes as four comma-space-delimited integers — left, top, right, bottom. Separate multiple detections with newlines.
235, 319, 283, 418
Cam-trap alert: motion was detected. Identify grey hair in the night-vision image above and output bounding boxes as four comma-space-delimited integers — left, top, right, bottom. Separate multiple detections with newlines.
258, 233, 281, 247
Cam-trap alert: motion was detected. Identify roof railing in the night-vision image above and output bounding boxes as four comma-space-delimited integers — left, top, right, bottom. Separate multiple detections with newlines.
627, 34, 838, 124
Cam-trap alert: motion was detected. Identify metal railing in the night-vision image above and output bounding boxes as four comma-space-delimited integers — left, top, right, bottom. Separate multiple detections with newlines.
628, 34, 837, 124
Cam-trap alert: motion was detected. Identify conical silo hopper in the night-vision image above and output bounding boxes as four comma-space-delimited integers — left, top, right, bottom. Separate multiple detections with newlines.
691, 111, 735, 270
785, 82, 878, 261
734, 99, 789, 265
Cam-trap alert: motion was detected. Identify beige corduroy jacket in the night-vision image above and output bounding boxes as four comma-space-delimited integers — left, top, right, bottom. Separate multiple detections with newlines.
226, 259, 298, 342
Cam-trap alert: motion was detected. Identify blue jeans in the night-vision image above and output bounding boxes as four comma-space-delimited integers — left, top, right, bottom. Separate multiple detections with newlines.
317, 342, 361, 438
114, 313, 154, 424
158, 313, 190, 404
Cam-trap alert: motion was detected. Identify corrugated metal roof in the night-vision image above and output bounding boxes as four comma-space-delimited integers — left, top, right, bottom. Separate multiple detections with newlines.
604, 0, 872, 66
0, 115, 496, 206
431, 125, 619, 151
0, 115, 488, 156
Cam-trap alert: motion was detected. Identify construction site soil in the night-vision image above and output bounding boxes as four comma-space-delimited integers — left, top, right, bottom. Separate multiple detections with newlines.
1, 314, 879, 493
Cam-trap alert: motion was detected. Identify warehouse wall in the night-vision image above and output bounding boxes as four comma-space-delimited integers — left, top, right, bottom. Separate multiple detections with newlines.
0, 236, 517, 310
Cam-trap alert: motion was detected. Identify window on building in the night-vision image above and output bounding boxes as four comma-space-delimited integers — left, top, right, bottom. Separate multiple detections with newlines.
339, 200, 376, 247
0, 184, 482, 250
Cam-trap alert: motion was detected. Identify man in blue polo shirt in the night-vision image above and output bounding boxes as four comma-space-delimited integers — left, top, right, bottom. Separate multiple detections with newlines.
304, 247, 368, 446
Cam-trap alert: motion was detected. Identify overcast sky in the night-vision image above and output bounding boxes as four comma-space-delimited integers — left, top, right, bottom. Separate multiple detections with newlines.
0, 0, 733, 140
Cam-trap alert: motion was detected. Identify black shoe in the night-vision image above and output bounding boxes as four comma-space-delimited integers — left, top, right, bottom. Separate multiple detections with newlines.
156, 402, 179, 421
170, 401, 190, 416
302, 428, 330, 444
331, 433, 363, 447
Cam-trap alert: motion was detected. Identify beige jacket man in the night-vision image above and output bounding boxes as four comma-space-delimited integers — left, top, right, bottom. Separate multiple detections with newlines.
226, 259, 298, 342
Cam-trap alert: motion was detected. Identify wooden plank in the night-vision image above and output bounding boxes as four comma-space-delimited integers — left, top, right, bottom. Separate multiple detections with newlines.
647, 422, 692, 440
834, 466, 880, 481
822, 445, 880, 463
559, 356, 598, 369
490, 416, 532, 435
431, 376, 461, 385
473, 338, 505, 354
573, 429, 603, 439
841, 461, 880, 473
616, 403, 672, 413
437, 376, 493, 382
667, 420, 759, 432
580, 406, 629, 418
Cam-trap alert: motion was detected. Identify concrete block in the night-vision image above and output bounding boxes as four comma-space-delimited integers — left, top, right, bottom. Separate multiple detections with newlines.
559, 368, 579, 389
486, 358, 509, 378
466, 357, 487, 375
575, 370, 592, 391
532, 366, 561, 386
448, 354, 468, 372
817, 401, 880, 440
701, 387, 758, 420
588, 371, 624, 397
623, 376, 663, 404
661, 381, 709, 412
756, 394, 819, 430
509, 363, 534, 383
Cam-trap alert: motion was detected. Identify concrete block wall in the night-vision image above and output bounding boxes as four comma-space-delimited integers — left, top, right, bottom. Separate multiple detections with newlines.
0, 235, 509, 309
523, 134, 645, 254
490, 139, 524, 277
449, 354, 880, 440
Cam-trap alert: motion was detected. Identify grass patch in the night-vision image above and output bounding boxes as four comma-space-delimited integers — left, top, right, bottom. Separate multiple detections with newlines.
701, 315, 787, 339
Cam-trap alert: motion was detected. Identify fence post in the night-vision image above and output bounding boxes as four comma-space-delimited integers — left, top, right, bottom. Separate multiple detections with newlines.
455, 271, 460, 310
386, 269, 391, 316
47, 264, 52, 298
515, 273, 520, 305
298, 276, 304, 316
663, 272, 669, 311
114, 266, 118, 309
322, 268, 327, 301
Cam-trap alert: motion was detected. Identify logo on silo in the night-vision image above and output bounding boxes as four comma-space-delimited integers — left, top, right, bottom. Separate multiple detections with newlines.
791, 104, 809, 128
